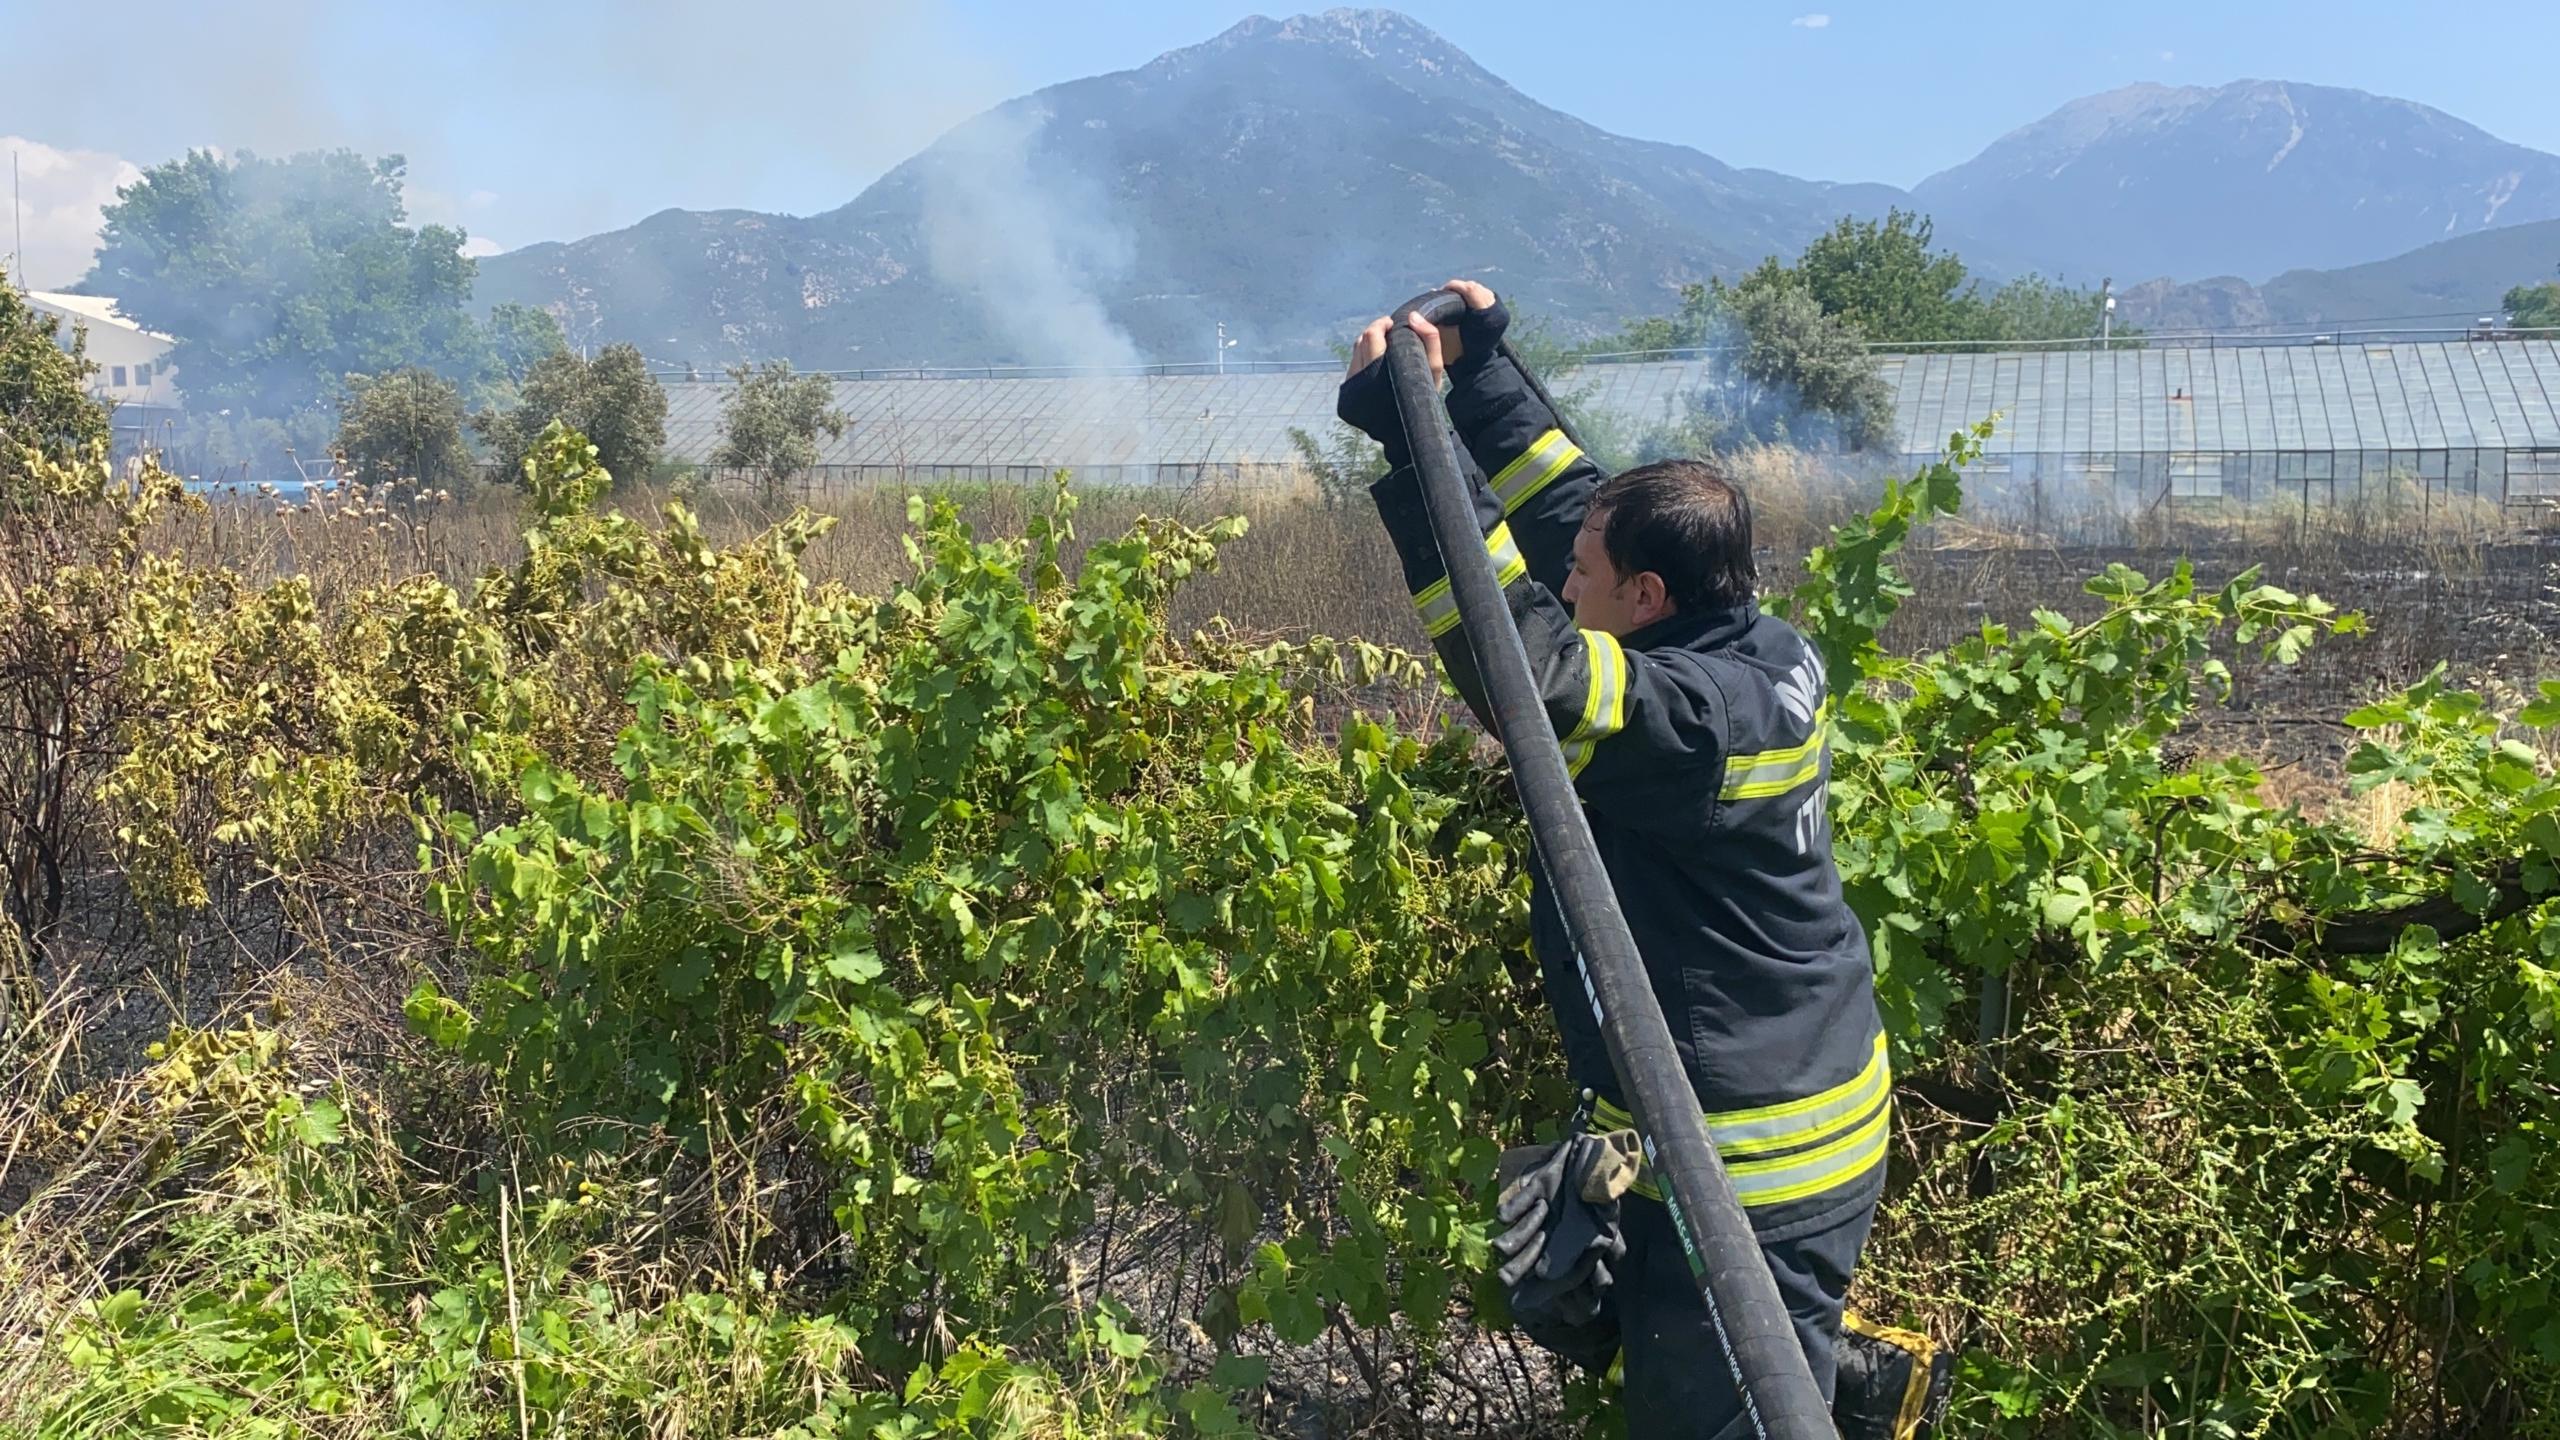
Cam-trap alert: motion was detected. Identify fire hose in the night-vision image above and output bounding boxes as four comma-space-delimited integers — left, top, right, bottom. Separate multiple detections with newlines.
1383, 289, 1835, 1440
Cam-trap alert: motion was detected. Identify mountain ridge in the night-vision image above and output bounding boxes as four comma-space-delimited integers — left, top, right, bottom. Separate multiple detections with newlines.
473, 7, 1946, 367
2118, 218, 2560, 335
1913, 79, 2560, 283
472, 15, 2560, 367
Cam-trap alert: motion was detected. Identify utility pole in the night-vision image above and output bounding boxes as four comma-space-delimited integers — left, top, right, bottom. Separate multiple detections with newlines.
2099, 277, 2114, 349
12, 149, 22, 289
1215, 320, 1238, 375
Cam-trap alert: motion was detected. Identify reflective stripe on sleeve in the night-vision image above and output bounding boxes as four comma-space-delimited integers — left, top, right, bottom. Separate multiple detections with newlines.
1487, 428, 1583, 514
1410, 524, 1528, 639
1561, 630, 1628, 776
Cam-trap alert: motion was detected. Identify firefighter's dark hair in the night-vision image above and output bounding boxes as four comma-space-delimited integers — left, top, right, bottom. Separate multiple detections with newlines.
1585, 458, 1756, 613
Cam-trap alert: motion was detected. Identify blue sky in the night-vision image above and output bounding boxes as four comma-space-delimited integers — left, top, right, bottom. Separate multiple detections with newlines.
5, 0, 2558, 286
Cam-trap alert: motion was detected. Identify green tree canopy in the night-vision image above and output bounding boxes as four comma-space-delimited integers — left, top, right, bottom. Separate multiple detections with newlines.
1727, 282, 1895, 450
1606, 283, 1724, 353
1629, 281, 1894, 455
484, 303, 570, 383
87, 149, 494, 418
0, 270, 110, 461
336, 368, 474, 493
1707, 211, 2130, 349
1595, 278, 1895, 456
1976, 272, 2127, 345
2505, 282, 2560, 330
713, 361, 847, 501
476, 343, 668, 489
1779, 208, 1981, 344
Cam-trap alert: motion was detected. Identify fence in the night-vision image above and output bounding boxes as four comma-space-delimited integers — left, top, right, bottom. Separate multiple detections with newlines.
1905, 447, 2560, 540
569, 461, 1323, 499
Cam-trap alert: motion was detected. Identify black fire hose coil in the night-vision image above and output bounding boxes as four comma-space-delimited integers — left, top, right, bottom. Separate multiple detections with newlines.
1384, 290, 1833, 1440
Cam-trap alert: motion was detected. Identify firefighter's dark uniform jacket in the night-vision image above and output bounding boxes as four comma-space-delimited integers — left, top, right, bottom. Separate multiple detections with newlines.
1356, 343, 1888, 1236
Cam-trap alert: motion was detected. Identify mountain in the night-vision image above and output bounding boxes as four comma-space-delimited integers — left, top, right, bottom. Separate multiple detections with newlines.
1913, 81, 2560, 285
2116, 218, 2560, 334
476, 25, 2560, 368
475, 9, 1914, 369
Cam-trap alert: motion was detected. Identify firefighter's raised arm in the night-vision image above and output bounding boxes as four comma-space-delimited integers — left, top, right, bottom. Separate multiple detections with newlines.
1341, 281, 1593, 596
1337, 344, 1724, 826
1427, 282, 1608, 600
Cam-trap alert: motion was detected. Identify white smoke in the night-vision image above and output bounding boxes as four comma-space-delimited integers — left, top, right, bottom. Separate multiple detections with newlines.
918, 102, 1146, 372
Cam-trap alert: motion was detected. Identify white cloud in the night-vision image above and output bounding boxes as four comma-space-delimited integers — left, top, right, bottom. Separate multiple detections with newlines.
2159, 49, 2176, 61
2, 136, 144, 290
1791, 13, 1832, 28
406, 186, 505, 258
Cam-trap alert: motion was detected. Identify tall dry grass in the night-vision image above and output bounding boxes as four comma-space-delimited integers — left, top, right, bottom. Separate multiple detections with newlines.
156, 455, 2557, 713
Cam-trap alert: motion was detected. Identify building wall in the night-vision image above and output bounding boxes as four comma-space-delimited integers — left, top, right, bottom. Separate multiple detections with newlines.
23, 294, 181, 408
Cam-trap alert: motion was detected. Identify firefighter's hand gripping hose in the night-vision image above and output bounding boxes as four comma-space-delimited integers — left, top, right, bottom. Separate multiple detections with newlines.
1375, 288, 1837, 1440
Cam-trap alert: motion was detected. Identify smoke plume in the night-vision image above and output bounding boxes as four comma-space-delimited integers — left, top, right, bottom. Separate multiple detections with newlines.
917, 102, 1146, 372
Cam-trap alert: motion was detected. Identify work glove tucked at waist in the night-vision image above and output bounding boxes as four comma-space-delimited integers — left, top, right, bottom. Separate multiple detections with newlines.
1492, 1131, 1639, 1329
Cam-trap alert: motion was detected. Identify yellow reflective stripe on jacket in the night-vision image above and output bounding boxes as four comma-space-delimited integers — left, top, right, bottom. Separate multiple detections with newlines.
1722, 1098, 1891, 1207
1586, 1031, 1893, 1208
1719, 698, 1831, 801
1409, 524, 1528, 639
1590, 1034, 1885, 1158
1602, 1096, 1891, 1208
1691, 1031, 1889, 1156
1487, 428, 1582, 514
1412, 579, 1460, 639
1561, 631, 1628, 776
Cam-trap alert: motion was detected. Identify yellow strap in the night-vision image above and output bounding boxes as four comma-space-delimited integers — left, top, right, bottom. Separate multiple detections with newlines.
1842, 1310, 1939, 1439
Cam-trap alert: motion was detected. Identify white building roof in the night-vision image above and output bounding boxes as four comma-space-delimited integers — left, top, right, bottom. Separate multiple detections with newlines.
25, 291, 174, 343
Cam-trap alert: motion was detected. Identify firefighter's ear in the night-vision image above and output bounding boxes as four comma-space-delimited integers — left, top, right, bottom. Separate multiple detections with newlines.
1632, 570, 1675, 624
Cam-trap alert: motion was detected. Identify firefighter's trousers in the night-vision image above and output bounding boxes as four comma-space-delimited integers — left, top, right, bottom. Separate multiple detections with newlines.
1548, 1175, 1881, 1438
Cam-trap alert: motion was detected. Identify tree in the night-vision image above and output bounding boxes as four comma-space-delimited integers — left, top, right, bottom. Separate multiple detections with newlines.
1603, 283, 1724, 354
1977, 272, 2134, 345
1603, 280, 1894, 456
86, 149, 494, 418
713, 361, 847, 502
1705, 212, 2131, 351
477, 343, 668, 488
0, 269, 110, 461
1783, 209, 1981, 345
485, 303, 569, 383
1693, 282, 1895, 452
336, 368, 473, 492
2505, 282, 2560, 330
1286, 423, 1387, 510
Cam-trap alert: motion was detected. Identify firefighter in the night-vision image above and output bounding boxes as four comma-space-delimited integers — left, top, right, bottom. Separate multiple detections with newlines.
1336, 281, 1889, 1437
